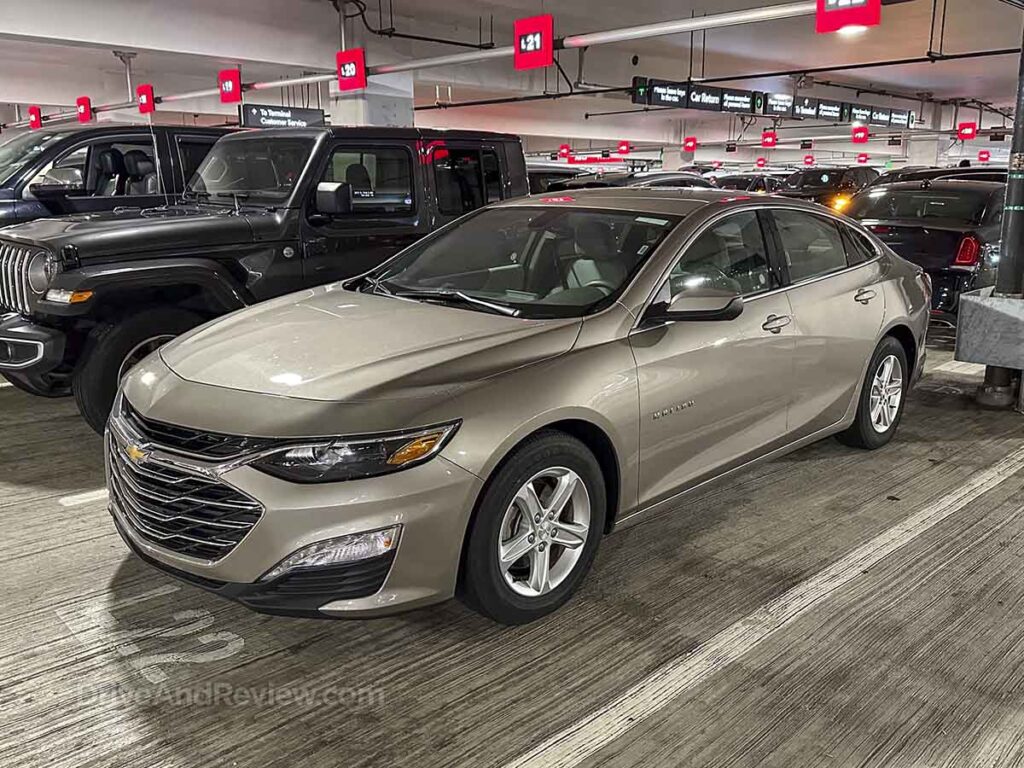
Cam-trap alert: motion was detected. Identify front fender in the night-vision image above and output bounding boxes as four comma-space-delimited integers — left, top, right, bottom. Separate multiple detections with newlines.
39, 257, 250, 317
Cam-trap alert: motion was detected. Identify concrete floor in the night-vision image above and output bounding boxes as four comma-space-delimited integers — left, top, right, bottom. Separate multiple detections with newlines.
2, 340, 1023, 768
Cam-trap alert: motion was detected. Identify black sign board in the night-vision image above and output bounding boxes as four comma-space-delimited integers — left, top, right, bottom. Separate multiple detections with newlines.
720, 88, 762, 114
869, 107, 892, 126
888, 109, 911, 128
991, 132, 1007, 142
793, 96, 819, 119
646, 79, 689, 108
888, 137, 903, 147
549, 152, 559, 161
849, 104, 872, 124
601, 149, 611, 158
725, 142, 738, 153
816, 99, 848, 122
764, 93, 794, 118
239, 103, 326, 128
800, 140, 814, 150
687, 85, 723, 111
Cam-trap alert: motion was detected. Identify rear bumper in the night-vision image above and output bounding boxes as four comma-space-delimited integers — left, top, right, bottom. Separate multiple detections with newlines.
0, 314, 68, 394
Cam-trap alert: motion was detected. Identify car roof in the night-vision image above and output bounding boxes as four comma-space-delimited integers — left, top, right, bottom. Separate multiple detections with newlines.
35, 124, 231, 137
499, 186, 822, 216
867, 179, 1005, 192
225, 126, 521, 142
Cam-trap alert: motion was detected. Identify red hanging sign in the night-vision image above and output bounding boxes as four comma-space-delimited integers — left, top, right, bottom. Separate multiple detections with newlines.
683, 136, 699, 153
857, 153, 870, 164
558, 143, 571, 158
617, 140, 631, 155
137, 84, 156, 114
804, 154, 815, 166
852, 125, 870, 144
336, 48, 368, 91
218, 69, 242, 104
816, 0, 881, 34
978, 149, 991, 163
76, 96, 93, 123
761, 130, 778, 148
957, 122, 978, 141
27, 106, 42, 130
513, 14, 555, 71
756, 157, 767, 168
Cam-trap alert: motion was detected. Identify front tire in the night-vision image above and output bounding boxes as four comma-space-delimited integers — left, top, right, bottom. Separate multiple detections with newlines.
73, 308, 203, 434
460, 430, 606, 625
837, 336, 908, 450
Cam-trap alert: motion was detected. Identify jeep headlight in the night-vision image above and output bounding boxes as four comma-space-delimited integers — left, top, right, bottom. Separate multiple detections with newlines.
27, 252, 61, 295
251, 422, 460, 483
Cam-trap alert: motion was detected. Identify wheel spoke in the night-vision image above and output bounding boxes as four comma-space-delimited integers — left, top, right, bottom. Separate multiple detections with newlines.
550, 520, 588, 549
545, 471, 579, 519
528, 547, 551, 594
514, 482, 543, 526
500, 532, 535, 569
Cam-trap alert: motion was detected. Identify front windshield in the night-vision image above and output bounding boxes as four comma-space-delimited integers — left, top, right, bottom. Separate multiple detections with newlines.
368, 206, 681, 319
0, 131, 74, 186
783, 170, 841, 190
186, 137, 314, 204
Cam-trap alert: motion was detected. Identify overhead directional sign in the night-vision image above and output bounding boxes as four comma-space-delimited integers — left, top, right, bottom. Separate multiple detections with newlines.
764, 93, 794, 118
239, 103, 326, 128
870, 106, 892, 126
889, 109, 911, 128
816, 0, 882, 34
720, 88, 763, 114
850, 104, 872, 124
816, 99, 849, 122
513, 14, 554, 70
645, 79, 688, 107
794, 96, 818, 119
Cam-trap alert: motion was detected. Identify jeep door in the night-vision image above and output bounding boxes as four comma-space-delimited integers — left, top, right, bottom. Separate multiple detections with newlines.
430, 142, 507, 226
300, 141, 423, 283
631, 209, 795, 508
764, 208, 886, 439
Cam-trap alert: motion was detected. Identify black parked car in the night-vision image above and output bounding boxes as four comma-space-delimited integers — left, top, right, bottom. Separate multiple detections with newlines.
548, 170, 712, 192
0, 125, 231, 226
777, 166, 879, 210
712, 173, 784, 193
865, 165, 1007, 189
526, 163, 583, 194
0, 126, 528, 432
847, 179, 1004, 326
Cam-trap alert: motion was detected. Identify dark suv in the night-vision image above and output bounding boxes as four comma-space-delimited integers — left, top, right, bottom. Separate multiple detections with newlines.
777, 166, 879, 211
0, 126, 528, 432
0, 125, 230, 226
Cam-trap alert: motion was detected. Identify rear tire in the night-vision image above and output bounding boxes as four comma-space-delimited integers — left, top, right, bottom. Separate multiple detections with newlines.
73, 308, 203, 434
837, 336, 908, 450
459, 430, 606, 625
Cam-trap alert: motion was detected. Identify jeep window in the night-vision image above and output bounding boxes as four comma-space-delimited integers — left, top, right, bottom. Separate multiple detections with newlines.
369, 206, 680, 319
321, 146, 414, 214
25, 137, 163, 197
176, 137, 219, 190
0, 130, 75, 186
435, 148, 488, 215
187, 137, 313, 204
482, 149, 502, 204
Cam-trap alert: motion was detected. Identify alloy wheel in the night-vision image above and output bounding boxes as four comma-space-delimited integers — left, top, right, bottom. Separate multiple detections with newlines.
497, 467, 591, 598
869, 354, 903, 434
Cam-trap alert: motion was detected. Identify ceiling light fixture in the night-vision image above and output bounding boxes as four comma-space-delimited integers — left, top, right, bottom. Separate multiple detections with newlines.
837, 25, 869, 37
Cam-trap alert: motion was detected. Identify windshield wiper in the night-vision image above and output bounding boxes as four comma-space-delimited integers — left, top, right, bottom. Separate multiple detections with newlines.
393, 289, 520, 317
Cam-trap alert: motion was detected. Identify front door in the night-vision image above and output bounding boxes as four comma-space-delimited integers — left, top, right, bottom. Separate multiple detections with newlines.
767, 209, 886, 438
301, 142, 422, 283
632, 209, 796, 508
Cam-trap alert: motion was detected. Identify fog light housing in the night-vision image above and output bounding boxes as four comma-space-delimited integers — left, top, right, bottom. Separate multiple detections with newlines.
259, 526, 401, 582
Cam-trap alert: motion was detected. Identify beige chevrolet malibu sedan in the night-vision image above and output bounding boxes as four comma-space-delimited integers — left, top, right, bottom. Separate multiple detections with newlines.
106, 188, 930, 624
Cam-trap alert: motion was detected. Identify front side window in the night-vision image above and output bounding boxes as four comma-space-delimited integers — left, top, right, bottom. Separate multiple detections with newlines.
368, 206, 680, 318
0, 131, 75, 186
772, 209, 848, 282
27, 137, 162, 197
188, 137, 313, 204
655, 210, 772, 304
320, 146, 414, 214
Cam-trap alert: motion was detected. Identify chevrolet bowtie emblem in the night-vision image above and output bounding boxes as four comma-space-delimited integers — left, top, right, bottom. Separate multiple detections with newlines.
125, 444, 150, 465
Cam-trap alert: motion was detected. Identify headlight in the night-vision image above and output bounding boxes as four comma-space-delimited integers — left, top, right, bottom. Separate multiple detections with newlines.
27, 252, 61, 295
831, 195, 852, 212
251, 421, 460, 483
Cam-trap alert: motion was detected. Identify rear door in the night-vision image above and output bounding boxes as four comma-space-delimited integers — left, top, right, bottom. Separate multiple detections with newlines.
632, 209, 795, 507
432, 142, 505, 226
766, 208, 885, 438
300, 140, 422, 283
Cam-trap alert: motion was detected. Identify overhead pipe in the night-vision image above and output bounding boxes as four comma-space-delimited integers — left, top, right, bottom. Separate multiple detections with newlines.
1, 1, 820, 130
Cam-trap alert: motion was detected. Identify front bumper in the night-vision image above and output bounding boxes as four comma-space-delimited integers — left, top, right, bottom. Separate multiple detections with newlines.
106, 410, 484, 619
0, 314, 69, 395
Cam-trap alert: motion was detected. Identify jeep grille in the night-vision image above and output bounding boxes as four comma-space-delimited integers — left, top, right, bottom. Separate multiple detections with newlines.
0, 241, 43, 315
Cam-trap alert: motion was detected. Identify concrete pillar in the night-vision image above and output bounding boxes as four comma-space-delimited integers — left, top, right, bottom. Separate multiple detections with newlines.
328, 72, 414, 127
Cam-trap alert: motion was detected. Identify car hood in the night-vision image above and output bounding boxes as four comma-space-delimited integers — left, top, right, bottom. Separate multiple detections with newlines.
159, 285, 582, 402
0, 204, 262, 259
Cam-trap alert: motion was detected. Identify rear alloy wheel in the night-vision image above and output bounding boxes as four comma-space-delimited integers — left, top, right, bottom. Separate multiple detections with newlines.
73, 308, 204, 435
837, 336, 908, 450
461, 431, 605, 624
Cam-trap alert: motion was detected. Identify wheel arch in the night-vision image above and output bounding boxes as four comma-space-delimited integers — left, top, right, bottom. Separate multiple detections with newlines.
882, 322, 918, 378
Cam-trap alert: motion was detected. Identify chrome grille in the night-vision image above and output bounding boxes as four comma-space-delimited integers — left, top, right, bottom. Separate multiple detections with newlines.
122, 400, 279, 460
0, 241, 41, 315
107, 432, 264, 561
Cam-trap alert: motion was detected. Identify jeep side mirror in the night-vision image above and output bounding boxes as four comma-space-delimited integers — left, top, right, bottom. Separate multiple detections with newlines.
645, 288, 744, 323
28, 183, 79, 201
315, 182, 353, 216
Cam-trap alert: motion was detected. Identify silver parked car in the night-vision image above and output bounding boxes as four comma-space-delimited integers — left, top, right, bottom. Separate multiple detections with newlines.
106, 188, 930, 624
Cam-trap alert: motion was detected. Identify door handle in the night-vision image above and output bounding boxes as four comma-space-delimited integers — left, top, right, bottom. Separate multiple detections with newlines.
855, 288, 877, 305
762, 314, 792, 334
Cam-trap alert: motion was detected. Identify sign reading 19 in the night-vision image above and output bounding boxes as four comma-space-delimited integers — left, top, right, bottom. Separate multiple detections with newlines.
519, 31, 544, 53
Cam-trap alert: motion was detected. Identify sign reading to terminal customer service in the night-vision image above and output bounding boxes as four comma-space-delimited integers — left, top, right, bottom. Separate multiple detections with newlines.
137, 84, 156, 114
27, 106, 42, 130
816, 0, 881, 34
240, 103, 326, 129
218, 69, 242, 104
336, 48, 368, 91
513, 14, 554, 70
76, 96, 93, 124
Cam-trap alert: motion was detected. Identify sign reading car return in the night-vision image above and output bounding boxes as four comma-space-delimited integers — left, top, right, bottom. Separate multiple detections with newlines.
632, 77, 761, 115
239, 104, 326, 129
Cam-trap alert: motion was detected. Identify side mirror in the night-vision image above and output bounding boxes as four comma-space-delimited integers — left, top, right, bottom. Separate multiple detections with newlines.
315, 181, 353, 216
646, 288, 744, 323
28, 183, 78, 200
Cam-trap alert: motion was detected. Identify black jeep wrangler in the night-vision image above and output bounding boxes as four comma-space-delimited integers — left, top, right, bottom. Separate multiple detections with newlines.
0, 126, 528, 432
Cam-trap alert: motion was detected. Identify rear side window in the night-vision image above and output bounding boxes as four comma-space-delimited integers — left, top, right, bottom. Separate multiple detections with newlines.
840, 226, 877, 265
435, 148, 487, 214
321, 146, 414, 215
772, 210, 848, 282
